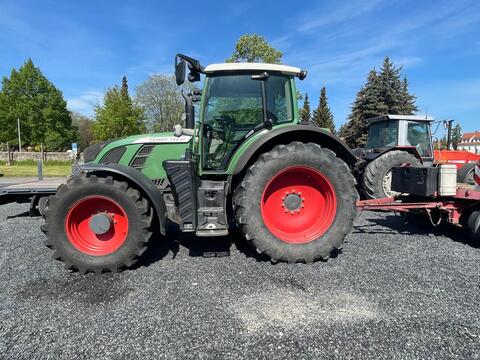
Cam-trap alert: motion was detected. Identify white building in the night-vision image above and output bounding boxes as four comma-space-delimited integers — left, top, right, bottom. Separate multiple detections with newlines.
457, 131, 480, 154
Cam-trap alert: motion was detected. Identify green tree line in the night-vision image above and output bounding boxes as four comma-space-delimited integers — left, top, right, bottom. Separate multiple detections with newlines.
0, 35, 431, 152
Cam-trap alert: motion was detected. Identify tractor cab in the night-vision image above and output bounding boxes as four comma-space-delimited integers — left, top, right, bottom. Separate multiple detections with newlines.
364, 114, 434, 163
359, 114, 480, 199
174, 54, 307, 172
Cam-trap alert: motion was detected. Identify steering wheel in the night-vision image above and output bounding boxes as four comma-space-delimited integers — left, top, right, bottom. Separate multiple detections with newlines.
208, 115, 234, 139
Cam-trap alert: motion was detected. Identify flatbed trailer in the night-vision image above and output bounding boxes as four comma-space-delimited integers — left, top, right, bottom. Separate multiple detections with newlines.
0, 179, 65, 215
357, 163, 480, 242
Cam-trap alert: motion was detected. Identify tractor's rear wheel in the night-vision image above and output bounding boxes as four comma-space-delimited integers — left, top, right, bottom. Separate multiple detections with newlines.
458, 163, 476, 185
362, 150, 422, 199
43, 175, 153, 274
234, 142, 358, 263
467, 210, 480, 244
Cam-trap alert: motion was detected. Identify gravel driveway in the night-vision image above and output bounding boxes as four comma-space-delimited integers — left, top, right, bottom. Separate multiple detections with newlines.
0, 203, 479, 359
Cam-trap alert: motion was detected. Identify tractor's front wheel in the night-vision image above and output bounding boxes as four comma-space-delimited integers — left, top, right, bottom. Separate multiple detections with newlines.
44, 175, 153, 274
362, 150, 421, 199
234, 142, 358, 263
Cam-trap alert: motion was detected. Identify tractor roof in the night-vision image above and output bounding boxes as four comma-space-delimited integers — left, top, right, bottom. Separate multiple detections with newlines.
204, 63, 302, 77
367, 114, 435, 124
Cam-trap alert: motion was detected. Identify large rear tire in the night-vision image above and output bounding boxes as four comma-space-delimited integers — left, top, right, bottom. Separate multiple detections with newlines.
233, 142, 358, 263
457, 163, 475, 185
467, 210, 480, 244
363, 150, 421, 199
43, 175, 153, 274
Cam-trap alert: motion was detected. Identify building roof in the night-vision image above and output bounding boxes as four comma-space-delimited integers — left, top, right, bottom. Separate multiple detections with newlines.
203, 63, 302, 76
461, 131, 480, 140
367, 114, 434, 124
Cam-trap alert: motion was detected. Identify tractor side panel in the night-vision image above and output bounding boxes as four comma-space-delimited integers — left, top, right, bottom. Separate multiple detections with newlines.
141, 143, 190, 180
91, 132, 192, 180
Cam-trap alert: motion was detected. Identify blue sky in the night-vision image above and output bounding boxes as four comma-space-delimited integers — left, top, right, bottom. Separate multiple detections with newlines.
1, 0, 479, 132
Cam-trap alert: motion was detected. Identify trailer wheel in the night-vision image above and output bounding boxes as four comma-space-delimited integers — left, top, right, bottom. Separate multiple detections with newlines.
43, 175, 153, 274
37, 196, 49, 217
467, 210, 480, 244
363, 150, 421, 199
234, 142, 358, 263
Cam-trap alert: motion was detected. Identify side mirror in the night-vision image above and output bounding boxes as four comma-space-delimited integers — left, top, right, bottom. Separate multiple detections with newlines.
175, 57, 186, 86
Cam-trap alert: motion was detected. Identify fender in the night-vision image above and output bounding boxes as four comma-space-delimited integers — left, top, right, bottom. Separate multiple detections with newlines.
231, 125, 357, 175
81, 163, 167, 235
363, 146, 425, 163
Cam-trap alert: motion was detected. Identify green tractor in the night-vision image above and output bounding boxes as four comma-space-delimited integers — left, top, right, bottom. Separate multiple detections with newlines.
43, 54, 359, 273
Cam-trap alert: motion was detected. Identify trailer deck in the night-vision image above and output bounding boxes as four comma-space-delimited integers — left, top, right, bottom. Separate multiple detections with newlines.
0, 178, 65, 214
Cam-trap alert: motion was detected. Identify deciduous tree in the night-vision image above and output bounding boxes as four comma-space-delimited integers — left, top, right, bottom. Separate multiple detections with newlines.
451, 123, 462, 150
93, 77, 145, 141
71, 112, 94, 150
226, 34, 282, 64
0, 59, 75, 150
135, 74, 192, 132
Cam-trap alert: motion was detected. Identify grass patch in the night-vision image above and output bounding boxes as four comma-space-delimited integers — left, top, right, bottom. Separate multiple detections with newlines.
0, 164, 71, 177
0, 159, 72, 166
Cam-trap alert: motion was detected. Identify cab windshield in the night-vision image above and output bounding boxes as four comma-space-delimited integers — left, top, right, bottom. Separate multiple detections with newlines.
202, 73, 293, 169
406, 121, 432, 157
365, 121, 399, 149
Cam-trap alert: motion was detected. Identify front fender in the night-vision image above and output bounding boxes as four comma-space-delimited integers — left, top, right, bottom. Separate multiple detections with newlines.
230, 125, 357, 175
81, 163, 167, 235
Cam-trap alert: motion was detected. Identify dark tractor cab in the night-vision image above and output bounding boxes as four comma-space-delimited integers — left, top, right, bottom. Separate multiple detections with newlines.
357, 115, 435, 199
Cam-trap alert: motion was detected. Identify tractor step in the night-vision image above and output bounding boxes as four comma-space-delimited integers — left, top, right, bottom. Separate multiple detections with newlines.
196, 180, 228, 237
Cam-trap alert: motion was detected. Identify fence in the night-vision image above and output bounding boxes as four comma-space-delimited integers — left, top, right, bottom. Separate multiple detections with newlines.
0, 151, 72, 163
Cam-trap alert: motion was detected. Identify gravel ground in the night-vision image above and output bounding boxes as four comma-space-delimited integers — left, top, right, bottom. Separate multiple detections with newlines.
0, 202, 479, 359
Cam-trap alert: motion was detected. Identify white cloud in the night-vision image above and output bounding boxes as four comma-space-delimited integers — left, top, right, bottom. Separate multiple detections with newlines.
298, 0, 385, 32
67, 91, 102, 117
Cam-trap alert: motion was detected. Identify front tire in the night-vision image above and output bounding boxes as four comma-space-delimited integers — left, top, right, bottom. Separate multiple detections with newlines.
458, 163, 475, 185
44, 175, 153, 274
234, 142, 358, 263
363, 150, 422, 199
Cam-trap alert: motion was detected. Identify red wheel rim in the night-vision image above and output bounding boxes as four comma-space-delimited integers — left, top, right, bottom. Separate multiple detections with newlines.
65, 195, 129, 256
261, 166, 337, 243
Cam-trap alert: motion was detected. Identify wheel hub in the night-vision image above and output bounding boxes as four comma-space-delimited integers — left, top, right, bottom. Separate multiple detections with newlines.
89, 213, 113, 235
281, 190, 305, 214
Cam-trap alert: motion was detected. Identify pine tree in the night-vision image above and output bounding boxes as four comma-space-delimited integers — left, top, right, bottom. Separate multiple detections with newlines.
300, 93, 311, 123
339, 57, 418, 147
312, 87, 335, 133
340, 70, 387, 147
120, 76, 129, 99
93, 77, 146, 141
0, 58, 75, 150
